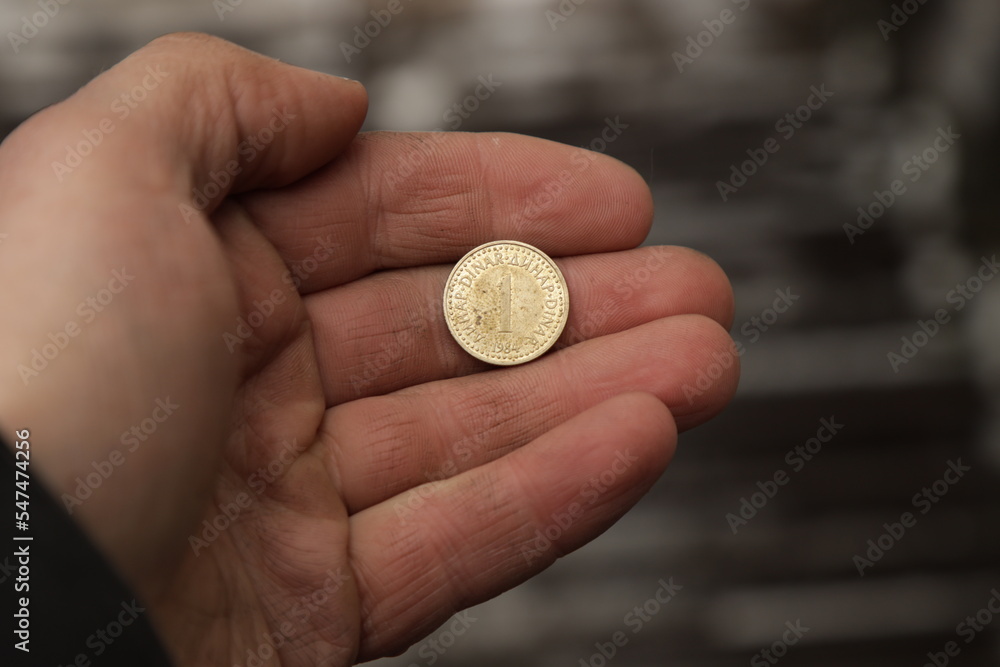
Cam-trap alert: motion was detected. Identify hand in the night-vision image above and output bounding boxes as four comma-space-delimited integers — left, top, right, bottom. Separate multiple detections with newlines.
0, 34, 738, 665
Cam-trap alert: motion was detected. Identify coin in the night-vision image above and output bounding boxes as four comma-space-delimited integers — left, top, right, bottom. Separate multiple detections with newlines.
443, 240, 569, 366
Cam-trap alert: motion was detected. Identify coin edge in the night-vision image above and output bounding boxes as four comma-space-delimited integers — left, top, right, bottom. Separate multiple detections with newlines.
442, 240, 570, 366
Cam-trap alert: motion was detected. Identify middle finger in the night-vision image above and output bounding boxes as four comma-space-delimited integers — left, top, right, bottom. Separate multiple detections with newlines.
306, 245, 734, 406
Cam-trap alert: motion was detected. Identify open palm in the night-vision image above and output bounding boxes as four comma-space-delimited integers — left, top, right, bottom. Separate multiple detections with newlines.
0, 35, 738, 666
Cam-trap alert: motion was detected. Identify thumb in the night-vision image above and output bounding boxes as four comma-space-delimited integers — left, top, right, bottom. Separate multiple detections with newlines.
2, 32, 368, 215
0, 34, 366, 594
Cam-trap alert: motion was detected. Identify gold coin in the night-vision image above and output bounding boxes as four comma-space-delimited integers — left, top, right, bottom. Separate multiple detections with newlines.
443, 240, 569, 366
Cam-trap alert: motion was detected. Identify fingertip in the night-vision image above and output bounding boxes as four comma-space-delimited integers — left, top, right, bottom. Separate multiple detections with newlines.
558, 148, 655, 253
602, 391, 678, 471
666, 247, 737, 329
605, 156, 655, 249
316, 71, 370, 116
52, 32, 369, 202
481, 133, 654, 254
665, 314, 741, 429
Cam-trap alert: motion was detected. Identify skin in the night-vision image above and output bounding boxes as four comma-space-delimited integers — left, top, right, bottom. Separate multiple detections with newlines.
0, 33, 739, 666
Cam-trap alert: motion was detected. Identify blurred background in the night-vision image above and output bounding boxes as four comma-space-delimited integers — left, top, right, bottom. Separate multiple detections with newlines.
3, 0, 1000, 665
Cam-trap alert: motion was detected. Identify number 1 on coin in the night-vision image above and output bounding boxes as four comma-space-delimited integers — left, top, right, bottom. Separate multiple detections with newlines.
499, 271, 512, 333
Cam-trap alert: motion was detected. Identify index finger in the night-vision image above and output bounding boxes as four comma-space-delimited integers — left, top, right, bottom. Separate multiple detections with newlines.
238, 131, 654, 293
